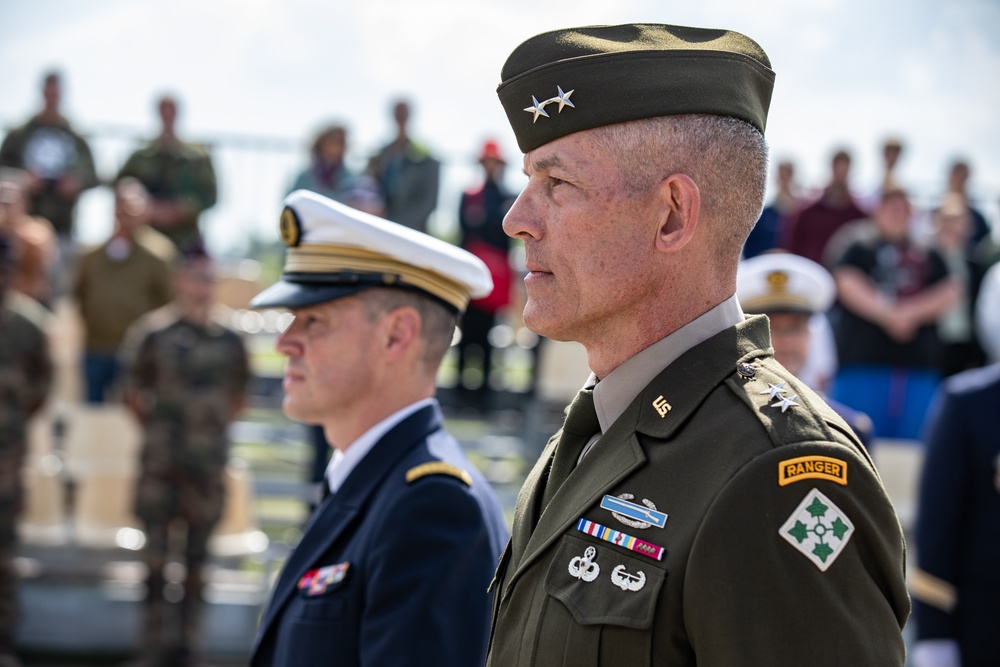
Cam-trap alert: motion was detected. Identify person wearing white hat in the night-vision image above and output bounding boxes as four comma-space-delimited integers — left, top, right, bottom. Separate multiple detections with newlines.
738, 252, 874, 446
248, 190, 508, 667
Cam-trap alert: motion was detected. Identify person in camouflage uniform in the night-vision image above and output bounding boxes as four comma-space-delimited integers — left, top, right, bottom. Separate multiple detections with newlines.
0, 71, 98, 240
0, 71, 98, 298
116, 96, 217, 250
122, 245, 249, 667
0, 235, 53, 667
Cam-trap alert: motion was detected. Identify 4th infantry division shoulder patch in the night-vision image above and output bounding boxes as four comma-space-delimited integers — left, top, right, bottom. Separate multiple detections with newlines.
779, 487, 855, 571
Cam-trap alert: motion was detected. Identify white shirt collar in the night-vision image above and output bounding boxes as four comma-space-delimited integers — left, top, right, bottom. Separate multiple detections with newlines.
325, 397, 436, 494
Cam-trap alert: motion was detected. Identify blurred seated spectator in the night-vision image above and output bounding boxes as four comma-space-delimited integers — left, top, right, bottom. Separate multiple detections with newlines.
932, 193, 988, 377
0, 170, 58, 307
743, 160, 801, 259
830, 188, 960, 440
782, 149, 867, 266
116, 95, 217, 249
738, 252, 874, 447
73, 179, 174, 403
0, 234, 53, 667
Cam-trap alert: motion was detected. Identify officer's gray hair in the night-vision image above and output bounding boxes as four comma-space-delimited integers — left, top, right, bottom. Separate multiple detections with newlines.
358, 287, 457, 372
591, 114, 769, 265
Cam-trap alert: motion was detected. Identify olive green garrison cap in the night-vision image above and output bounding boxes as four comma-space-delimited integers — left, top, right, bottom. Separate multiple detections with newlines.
497, 23, 775, 153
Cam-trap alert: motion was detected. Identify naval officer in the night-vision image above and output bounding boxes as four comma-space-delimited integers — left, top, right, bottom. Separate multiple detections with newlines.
486, 23, 910, 666
248, 190, 508, 666
737, 251, 875, 447
911, 286, 1000, 667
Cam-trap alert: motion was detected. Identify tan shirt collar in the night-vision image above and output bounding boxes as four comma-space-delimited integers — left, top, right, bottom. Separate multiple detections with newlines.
589, 294, 744, 434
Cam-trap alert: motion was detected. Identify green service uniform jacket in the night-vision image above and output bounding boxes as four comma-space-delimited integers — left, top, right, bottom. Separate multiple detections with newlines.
487, 316, 910, 666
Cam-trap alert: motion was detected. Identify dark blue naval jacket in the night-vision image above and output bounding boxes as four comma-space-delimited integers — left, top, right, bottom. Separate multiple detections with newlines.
250, 403, 508, 667
914, 363, 1000, 667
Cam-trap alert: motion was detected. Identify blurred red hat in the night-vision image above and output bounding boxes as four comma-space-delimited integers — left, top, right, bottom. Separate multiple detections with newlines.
479, 140, 505, 164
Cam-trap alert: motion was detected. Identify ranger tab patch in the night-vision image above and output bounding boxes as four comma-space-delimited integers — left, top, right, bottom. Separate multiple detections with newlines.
778, 455, 848, 487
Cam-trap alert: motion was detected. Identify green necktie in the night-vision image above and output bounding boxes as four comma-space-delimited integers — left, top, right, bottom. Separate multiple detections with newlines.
541, 388, 599, 509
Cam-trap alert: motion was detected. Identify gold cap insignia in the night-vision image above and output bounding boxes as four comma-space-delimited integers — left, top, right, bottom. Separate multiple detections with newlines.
280, 207, 302, 247
766, 270, 789, 294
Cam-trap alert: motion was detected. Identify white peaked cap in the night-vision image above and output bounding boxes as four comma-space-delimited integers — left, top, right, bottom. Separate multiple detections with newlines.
251, 190, 493, 312
737, 252, 836, 314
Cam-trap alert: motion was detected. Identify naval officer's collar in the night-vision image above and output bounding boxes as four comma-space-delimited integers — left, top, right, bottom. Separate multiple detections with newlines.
325, 397, 437, 494
589, 294, 744, 434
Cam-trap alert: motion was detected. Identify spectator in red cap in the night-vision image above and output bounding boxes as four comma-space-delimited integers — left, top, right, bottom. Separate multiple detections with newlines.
456, 139, 515, 411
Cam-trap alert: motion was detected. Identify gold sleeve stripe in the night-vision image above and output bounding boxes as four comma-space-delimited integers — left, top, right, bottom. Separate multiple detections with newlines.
909, 568, 958, 612
405, 462, 473, 487
286, 244, 470, 311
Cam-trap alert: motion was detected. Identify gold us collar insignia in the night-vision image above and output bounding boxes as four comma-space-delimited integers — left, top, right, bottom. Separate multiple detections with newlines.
523, 85, 575, 123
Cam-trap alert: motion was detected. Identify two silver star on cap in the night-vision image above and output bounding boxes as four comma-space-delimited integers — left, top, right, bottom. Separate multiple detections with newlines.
758, 382, 799, 413
523, 86, 575, 123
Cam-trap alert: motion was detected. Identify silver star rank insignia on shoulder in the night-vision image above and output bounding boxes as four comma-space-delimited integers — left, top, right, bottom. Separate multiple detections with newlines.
758, 382, 787, 400
771, 394, 799, 413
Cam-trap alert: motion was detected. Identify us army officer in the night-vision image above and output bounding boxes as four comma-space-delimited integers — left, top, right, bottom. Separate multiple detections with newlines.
486, 23, 910, 666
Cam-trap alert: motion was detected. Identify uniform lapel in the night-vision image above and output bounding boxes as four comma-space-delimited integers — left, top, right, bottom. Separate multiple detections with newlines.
252, 498, 361, 650
508, 435, 557, 568
506, 405, 647, 593
503, 317, 773, 596
252, 405, 442, 653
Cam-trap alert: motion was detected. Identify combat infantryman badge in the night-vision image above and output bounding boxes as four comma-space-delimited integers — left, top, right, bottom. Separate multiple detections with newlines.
568, 546, 601, 582
779, 488, 855, 571
611, 565, 647, 592
600, 494, 668, 529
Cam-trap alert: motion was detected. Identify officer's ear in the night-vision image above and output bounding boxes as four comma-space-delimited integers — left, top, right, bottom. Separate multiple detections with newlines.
381, 305, 421, 361
652, 173, 700, 255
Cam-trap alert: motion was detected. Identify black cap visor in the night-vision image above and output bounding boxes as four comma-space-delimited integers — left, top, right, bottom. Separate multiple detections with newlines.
250, 272, 388, 309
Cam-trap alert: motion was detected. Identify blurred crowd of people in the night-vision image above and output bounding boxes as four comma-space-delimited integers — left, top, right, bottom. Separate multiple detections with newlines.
1, 66, 999, 666
0, 72, 245, 667
742, 139, 998, 442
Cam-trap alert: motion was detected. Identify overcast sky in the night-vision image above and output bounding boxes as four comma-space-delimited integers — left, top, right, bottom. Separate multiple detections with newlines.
2, 0, 998, 253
